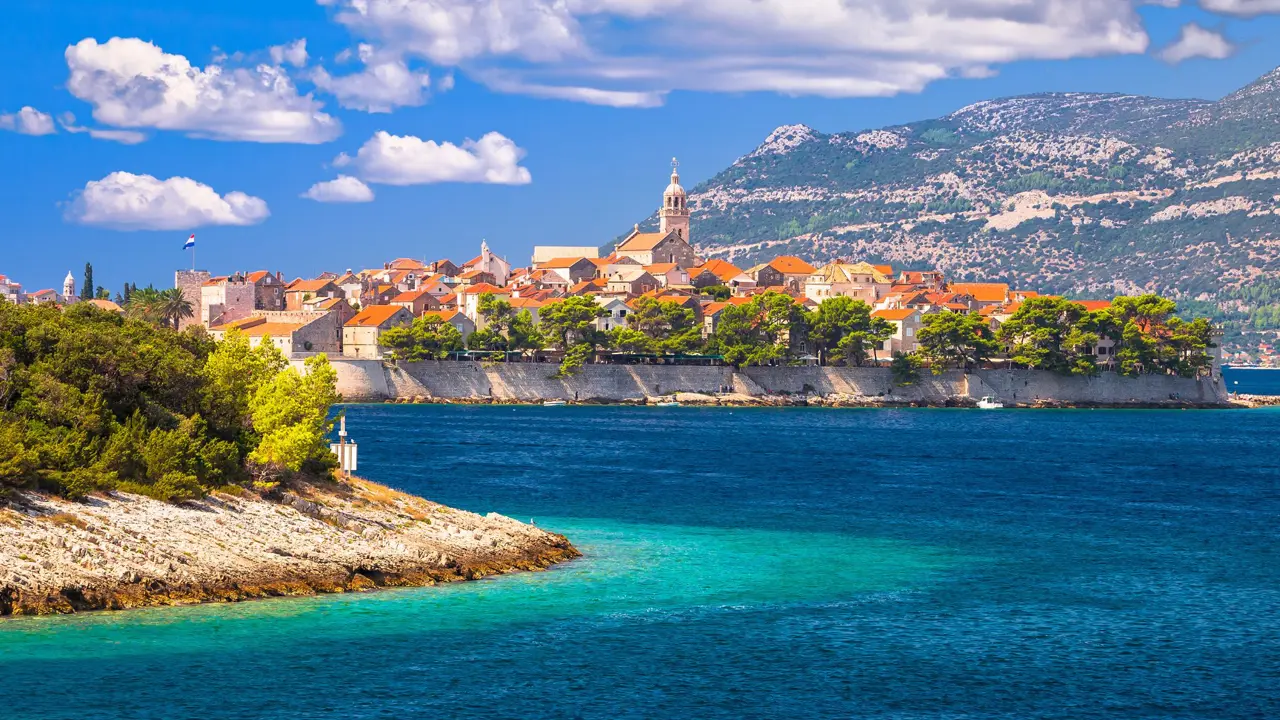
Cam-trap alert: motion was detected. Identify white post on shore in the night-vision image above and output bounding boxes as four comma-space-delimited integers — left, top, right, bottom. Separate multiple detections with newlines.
331, 416, 358, 479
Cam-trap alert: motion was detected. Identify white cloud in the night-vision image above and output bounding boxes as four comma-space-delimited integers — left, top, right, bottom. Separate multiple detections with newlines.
0, 107, 57, 136
58, 112, 148, 144
270, 39, 310, 68
65, 37, 342, 143
319, 0, 1157, 105
1200, 0, 1280, 15
302, 175, 376, 202
1157, 23, 1236, 63
311, 58, 433, 112
328, 0, 582, 65
335, 131, 532, 185
67, 172, 270, 230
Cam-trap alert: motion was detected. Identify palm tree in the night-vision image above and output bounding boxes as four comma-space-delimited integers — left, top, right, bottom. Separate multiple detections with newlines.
159, 288, 194, 329
125, 287, 165, 325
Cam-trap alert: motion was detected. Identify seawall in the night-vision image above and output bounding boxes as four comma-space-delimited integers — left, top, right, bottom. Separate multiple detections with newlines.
306, 359, 1232, 408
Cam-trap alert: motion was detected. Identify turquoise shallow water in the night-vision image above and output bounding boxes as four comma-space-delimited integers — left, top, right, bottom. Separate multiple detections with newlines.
2, 406, 1279, 719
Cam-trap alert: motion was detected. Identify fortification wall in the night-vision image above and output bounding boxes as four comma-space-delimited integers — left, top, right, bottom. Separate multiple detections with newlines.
322, 359, 1230, 406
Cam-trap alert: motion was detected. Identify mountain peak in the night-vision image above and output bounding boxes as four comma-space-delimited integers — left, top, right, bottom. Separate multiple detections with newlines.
1222, 66, 1280, 104
748, 124, 818, 158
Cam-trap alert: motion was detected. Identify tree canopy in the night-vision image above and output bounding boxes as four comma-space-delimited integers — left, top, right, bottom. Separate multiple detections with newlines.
0, 303, 339, 500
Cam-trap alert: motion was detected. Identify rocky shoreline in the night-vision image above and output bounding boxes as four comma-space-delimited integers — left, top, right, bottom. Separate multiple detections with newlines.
0, 477, 579, 616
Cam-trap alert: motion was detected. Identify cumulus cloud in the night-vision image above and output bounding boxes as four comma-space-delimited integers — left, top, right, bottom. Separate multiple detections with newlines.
311, 57, 433, 112
58, 112, 148, 144
1156, 23, 1236, 63
334, 131, 532, 185
0, 107, 57, 136
67, 172, 270, 230
270, 39, 310, 68
65, 37, 342, 143
1200, 0, 1280, 15
319, 0, 1156, 105
302, 175, 376, 202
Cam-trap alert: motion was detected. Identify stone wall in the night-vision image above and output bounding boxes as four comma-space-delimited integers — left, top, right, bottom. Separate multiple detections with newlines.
316, 359, 1230, 407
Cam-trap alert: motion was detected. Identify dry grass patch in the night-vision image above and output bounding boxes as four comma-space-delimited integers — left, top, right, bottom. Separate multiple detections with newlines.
45, 513, 89, 530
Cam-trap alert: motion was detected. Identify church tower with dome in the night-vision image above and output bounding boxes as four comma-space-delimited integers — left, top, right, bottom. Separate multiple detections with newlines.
659, 158, 690, 242
62, 271, 77, 304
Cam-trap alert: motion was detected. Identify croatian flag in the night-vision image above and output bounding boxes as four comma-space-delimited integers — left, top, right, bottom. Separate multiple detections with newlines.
183, 234, 196, 250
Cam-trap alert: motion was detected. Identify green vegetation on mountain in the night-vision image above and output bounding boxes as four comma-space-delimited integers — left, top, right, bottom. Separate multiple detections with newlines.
0, 302, 339, 500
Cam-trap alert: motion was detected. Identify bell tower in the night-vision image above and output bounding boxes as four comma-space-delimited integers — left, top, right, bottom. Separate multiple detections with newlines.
659, 157, 690, 242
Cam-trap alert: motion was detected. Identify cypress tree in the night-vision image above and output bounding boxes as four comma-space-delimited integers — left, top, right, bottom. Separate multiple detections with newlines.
83, 263, 94, 303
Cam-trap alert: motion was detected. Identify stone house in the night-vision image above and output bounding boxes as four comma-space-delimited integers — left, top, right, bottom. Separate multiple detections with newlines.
245, 270, 287, 311
804, 262, 894, 305
871, 308, 923, 356
747, 257, 816, 292
696, 259, 756, 295
947, 283, 1010, 310
285, 279, 342, 311
423, 309, 476, 343
457, 283, 510, 325
343, 305, 414, 359
594, 297, 632, 332
210, 310, 342, 357
538, 257, 598, 286
0, 274, 25, 304
201, 274, 256, 327
615, 229, 700, 268
304, 297, 358, 329
390, 289, 442, 316
605, 267, 659, 296
643, 263, 690, 288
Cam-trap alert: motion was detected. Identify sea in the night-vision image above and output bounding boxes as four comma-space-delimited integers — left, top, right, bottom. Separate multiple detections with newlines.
2, 405, 1278, 720
1223, 365, 1280, 395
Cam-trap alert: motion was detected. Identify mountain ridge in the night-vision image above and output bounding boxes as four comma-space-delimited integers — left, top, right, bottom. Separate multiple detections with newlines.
651, 66, 1280, 361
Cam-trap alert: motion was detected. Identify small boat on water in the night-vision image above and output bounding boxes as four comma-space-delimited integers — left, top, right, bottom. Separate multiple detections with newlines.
976, 396, 1004, 409
655, 401, 682, 408
543, 400, 568, 407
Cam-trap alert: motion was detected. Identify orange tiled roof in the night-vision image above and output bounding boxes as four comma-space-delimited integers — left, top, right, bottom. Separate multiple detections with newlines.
540, 257, 592, 269
767, 256, 815, 275
872, 308, 916, 321
617, 231, 671, 252
872, 264, 894, 277
423, 309, 462, 322
389, 258, 427, 270
949, 282, 1009, 303
696, 259, 744, 282
288, 279, 336, 293
457, 282, 506, 295
392, 289, 433, 303
346, 305, 410, 327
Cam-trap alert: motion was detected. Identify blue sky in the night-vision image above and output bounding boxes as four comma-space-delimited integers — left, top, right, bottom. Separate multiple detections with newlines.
3, 0, 1280, 296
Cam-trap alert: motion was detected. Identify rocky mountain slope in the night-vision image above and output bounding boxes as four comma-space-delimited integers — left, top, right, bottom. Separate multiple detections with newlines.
663, 68, 1280, 361
0, 477, 578, 615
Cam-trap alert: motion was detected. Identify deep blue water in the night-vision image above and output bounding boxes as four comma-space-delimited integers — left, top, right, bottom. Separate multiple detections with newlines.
1223, 366, 1280, 395
2, 406, 1279, 719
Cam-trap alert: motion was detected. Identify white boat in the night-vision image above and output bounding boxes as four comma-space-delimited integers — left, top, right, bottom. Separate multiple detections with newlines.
976, 396, 1004, 409
543, 400, 568, 407
655, 401, 682, 408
